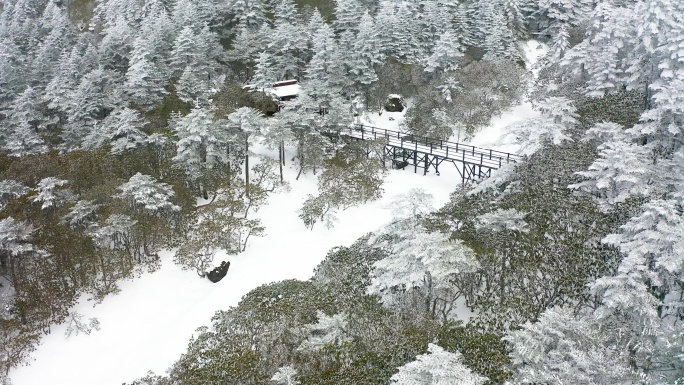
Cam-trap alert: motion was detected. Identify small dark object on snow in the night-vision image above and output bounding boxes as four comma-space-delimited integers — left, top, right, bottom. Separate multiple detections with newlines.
207, 261, 230, 283
393, 160, 409, 170
384, 95, 405, 112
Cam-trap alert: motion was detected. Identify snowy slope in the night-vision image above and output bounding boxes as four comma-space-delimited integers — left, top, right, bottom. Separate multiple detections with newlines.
10, 40, 546, 385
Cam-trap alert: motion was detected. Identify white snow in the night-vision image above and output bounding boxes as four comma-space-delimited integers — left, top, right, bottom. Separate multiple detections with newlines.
10, 40, 546, 385
271, 84, 301, 98
10, 145, 459, 385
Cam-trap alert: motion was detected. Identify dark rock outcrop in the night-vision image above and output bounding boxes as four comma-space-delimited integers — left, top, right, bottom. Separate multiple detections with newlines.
384, 95, 405, 112
207, 261, 230, 283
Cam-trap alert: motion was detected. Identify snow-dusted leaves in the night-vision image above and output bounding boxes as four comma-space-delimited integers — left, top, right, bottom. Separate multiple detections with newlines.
505, 97, 576, 155
369, 223, 479, 313
424, 29, 463, 73
172, 106, 234, 180
271, 365, 300, 385
61, 200, 101, 229
298, 311, 351, 352
475, 208, 529, 233
81, 107, 148, 154
115, 173, 180, 212
89, 214, 136, 250
0, 179, 29, 209
2, 120, 48, 157
31, 177, 69, 210
505, 307, 634, 385
602, 199, 684, 284
569, 140, 669, 210
0, 217, 36, 257
582, 122, 630, 144
467, 162, 517, 198
390, 343, 487, 385
388, 188, 435, 220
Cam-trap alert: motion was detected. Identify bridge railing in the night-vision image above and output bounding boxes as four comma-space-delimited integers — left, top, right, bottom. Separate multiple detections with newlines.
344, 124, 520, 169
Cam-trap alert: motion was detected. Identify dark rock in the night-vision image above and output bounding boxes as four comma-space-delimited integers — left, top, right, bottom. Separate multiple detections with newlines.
384, 95, 405, 112
207, 261, 230, 283
393, 160, 409, 170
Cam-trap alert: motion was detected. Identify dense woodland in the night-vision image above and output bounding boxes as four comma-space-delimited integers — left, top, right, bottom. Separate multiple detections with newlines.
0, 0, 683, 383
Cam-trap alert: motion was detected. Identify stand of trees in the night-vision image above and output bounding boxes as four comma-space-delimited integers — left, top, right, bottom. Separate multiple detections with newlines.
3, 0, 684, 383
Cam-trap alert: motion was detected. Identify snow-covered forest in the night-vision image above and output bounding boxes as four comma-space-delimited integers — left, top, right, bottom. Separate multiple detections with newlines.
1, 0, 684, 383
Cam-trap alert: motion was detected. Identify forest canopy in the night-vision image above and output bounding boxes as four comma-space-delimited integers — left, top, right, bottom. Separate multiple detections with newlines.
1, 0, 684, 384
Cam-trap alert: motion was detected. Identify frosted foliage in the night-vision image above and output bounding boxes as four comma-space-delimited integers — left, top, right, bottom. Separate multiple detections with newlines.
81, 107, 147, 153
298, 311, 351, 352
172, 107, 233, 179
115, 173, 180, 212
482, 6, 520, 61
603, 199, 684, 278
271, 365, 300, 385
61, 200, 100, 229
333, 0, 364, 34
90, 214, 136, 249
587, 199, 684, 375
391, 343, 487, 385
8, 86, 42, 126
31, 177, 69, 210
672, 149, 684, 201
424, 29, 463, 73
64, 312, 101, 338
0, 217, 35, 256
582, 122, 630, 144
506, 97, 576, 155
226, 107, 264, 138
468, 162, 517, 197
305, 24, 344, 87
475, 208, 529, 233
369, 222, 479, 309
569, 141, 669, 210
251, 51, 277, 89
0, 180, 29, 208
108, 107, 148, 154
225, 0, 267, 29
437, 77, 461, 103
353, 12, 384, 68
269, 21, 308, 80
169, 25, 223, 104
505, 307, 634, 385
3, 121, 47, 157
124, 56, 168, 108
388, 188, 435, 219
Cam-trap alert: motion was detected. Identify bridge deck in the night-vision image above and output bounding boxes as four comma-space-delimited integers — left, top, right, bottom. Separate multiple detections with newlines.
342, 124, 519, 170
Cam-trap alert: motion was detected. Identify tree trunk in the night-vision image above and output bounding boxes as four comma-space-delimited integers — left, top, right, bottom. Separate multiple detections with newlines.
245, 136, 249, 198
278, 141, 283, 183
281, 141, 285, 166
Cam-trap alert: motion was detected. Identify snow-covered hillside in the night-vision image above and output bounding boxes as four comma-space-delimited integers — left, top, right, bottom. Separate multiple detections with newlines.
10, 41, 546, 385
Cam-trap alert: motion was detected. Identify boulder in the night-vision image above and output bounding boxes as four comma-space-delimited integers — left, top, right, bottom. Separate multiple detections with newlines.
393, 160, 409, 170
384, 94, 405, 112
207, 261, 230, 283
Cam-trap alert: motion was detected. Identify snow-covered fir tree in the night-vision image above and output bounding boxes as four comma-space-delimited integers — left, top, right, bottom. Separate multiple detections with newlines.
391, 344, 488, 385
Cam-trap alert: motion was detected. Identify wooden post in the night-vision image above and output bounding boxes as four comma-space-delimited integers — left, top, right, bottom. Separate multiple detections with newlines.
424, 154, 428, 175
414, 151, 418, 174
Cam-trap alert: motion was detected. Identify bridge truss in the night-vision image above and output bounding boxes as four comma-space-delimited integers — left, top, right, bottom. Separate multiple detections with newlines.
339, 124, 520, 184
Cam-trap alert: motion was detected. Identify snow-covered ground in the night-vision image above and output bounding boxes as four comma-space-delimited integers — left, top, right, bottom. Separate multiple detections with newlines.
10, 41, 546, 385
10, 146, 457, 385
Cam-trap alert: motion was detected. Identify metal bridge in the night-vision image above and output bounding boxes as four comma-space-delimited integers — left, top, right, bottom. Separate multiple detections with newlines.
339, 124, 520, 184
